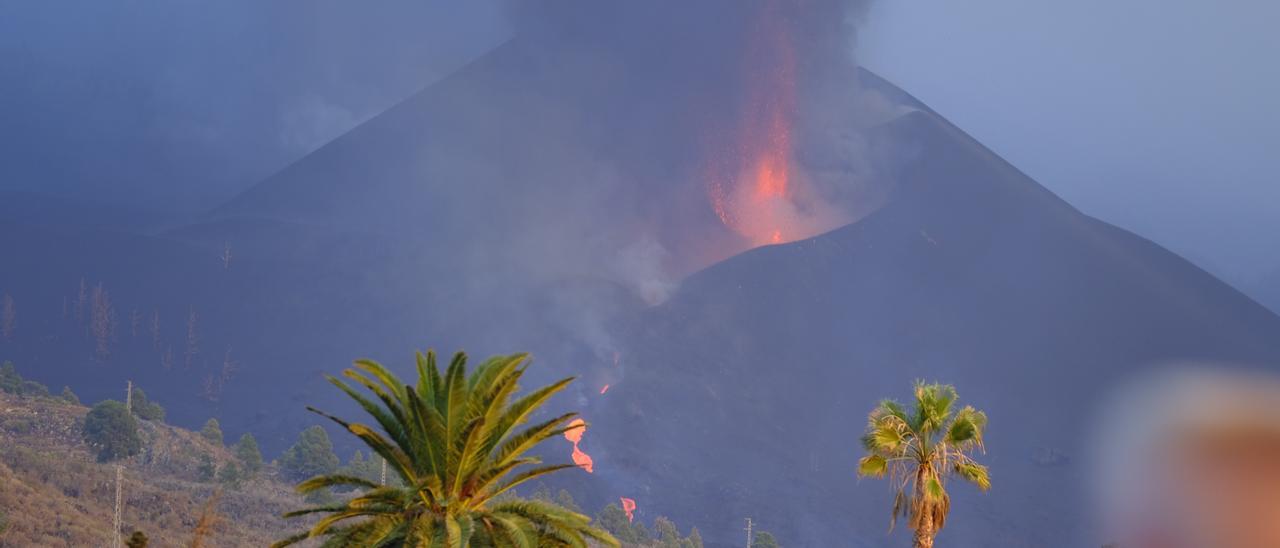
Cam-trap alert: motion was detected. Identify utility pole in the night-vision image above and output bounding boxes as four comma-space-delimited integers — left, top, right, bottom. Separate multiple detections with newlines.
114, 379, 131, 548
745, 517, 753, 548
112, 464, 124, 548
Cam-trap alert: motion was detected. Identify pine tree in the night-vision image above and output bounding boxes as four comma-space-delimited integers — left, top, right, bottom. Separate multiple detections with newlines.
218, 461, 245, 488
597, 504, 639, 543
279, 425, 339, 481
200, 418, 224, 445
234, 433, 263, 476
128, 386, 165, 422
61, 385, 80, 405
654, 516, 681, 548
751, 531, 779, 548
197, 454, 217, 482
556, 489, 583, 513
687, 527, 704, 548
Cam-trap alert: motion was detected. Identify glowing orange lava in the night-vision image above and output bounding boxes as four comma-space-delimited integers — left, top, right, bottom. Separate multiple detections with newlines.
705, 1, 839, 250
620, 497, 637, 523
564, 418, 594, 473
571, 444, 594, 473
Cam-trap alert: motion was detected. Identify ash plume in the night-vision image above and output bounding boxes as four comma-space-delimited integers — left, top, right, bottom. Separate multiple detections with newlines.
495, 0, 886, 280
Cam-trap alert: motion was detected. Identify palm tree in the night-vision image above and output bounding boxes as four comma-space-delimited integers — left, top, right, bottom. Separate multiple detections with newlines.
275, 350, 619, 547
857, 381, 990, 548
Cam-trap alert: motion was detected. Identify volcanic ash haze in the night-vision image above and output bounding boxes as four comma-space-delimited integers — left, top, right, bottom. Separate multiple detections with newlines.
218, 0, 890, 298
197, 0, 902, 425
8, 1, 1279, 546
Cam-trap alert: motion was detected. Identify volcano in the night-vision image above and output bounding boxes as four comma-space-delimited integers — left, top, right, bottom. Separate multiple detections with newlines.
2, 32, 1279, 548
584, 73, 1280, 546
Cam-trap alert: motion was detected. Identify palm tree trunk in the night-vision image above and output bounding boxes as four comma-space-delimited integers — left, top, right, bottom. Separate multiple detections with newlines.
913, 469, 936, 548
913, 523, 935, 548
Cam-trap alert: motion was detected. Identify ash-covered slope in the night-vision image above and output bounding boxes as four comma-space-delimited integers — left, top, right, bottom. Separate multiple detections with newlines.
585, 106, 1280, 547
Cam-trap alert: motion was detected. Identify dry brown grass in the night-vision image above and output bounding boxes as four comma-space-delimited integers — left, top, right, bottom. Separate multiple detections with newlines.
0, 391, 314, 547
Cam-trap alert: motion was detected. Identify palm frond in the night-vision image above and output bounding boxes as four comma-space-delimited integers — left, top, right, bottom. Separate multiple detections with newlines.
296, 474, 381, 493
277, 348, 616, 547
860, 382, 990, 540
857, 454, 888, 477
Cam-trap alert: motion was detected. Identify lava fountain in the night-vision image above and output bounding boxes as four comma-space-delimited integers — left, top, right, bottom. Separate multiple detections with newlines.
705, 0, 850, 249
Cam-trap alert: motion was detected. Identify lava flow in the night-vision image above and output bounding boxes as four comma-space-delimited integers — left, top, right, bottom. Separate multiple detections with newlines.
563, 418, 594, 473
620, 497, 637, 523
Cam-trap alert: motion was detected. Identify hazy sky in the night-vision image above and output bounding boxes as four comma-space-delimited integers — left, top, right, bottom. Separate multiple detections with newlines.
859, 0, 1280, 284
0, 1, 504, 210
0, 1, 1275, 283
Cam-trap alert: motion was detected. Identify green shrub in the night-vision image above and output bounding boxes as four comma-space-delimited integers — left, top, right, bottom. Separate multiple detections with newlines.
83, 400, 141, 462
0, 362, 48, 397
19, 380, 48, 398
125, 530, 149, 547
218, 461, 245, 489
197, 453, 216, 482
60, 386, 80, 405
2, 418, 34, 435
0, 362, 19, 394
751, 531, 779, 548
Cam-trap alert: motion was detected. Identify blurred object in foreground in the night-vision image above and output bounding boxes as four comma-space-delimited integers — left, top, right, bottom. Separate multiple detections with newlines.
1094, 368, 1280, 548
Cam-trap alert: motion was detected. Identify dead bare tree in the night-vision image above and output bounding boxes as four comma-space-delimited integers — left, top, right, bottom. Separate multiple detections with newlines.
220, 242, 233, 270
203, 347, 239, 402
184, 308, 199, 369
1, 293, 15, 341
75, 278, 87, 324
150, 309, 161, 351
91, 283, 116, 359
201, 373, 219, 402
161, 344, 174, 370
130, 308, 140, 338
220, 347, 237, 385
189, 490, 222, 548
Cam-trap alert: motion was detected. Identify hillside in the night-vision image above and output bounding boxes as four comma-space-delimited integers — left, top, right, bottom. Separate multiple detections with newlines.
0, 386, 308, 547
